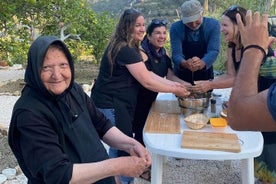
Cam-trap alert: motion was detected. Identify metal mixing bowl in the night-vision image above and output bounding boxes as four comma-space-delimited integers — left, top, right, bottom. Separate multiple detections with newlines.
178, 92, 211, 116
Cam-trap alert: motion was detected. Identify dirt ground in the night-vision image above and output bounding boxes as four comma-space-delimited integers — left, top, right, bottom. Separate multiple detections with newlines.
0, 132, 18, 171
0, 61, 99, 171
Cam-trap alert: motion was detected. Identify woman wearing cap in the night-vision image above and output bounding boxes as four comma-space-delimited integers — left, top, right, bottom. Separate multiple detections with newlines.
91, 9, 190, 184
170, 0, 220, 85
133, 19, 190, 148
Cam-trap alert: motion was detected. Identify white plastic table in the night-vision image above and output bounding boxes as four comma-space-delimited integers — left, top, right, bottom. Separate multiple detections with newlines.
143, 90, 263, 184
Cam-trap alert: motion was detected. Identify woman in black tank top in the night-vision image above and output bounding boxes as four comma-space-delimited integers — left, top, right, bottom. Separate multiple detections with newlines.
191, 5, 276, 173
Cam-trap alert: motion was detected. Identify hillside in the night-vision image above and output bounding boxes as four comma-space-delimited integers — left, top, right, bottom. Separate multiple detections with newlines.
90, 0, 223, 26
90, 0, 185, 24
91, 0, 134, 15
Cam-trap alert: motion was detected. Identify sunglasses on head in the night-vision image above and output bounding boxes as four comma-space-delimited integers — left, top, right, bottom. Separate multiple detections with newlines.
226, 5, 241, 13
123, 8, 139, 17
151, 19, 167, 26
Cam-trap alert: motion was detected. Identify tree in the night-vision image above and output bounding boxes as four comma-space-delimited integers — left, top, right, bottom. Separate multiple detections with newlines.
0, 0, 115, 65
2, 0, 274, 66
0, 0, 22, 64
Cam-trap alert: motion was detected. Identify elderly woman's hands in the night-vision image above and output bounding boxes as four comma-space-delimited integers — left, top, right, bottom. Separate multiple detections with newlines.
113, 141, 151, 178
115, 156, 150, 177
128, 142, 151, 168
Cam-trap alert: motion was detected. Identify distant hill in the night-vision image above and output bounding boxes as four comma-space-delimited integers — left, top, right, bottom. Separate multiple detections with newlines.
90, 0, 185, 25
90, 0, 134, 15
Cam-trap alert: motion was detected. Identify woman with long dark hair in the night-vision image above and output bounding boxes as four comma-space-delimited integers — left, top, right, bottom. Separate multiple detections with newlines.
91, 9, 190, 184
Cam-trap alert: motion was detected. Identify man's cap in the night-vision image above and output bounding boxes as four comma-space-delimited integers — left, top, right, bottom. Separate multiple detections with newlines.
180, 0, 203, 24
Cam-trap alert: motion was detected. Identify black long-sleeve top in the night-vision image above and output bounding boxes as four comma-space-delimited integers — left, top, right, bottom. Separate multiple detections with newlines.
8, 36, 115, 184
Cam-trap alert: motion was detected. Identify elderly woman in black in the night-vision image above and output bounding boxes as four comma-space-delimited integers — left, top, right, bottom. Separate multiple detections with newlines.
8, 36, 151, 184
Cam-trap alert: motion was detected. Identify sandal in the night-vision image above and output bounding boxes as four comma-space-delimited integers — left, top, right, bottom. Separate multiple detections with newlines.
139, 167, 151, 182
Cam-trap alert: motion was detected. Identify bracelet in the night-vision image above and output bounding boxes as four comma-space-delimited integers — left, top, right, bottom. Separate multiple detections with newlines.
241, 45, 267, 64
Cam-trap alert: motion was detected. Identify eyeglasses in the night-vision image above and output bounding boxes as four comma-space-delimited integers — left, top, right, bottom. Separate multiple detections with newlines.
151, 19, 167, 26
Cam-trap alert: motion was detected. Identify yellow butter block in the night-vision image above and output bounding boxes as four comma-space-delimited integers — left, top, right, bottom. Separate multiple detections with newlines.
210, 118, 227, 127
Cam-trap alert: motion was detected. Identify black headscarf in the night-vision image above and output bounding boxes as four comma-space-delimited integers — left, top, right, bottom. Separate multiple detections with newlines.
9, 36, 115, 184
24, 36, 75, 98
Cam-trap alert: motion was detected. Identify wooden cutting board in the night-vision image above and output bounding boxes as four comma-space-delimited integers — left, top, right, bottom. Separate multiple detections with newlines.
181, 131, 241, 153
150, 100, 181, 114
145, 111, 180, 133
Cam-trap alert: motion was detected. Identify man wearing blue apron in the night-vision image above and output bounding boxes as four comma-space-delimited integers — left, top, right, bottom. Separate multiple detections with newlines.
170, 0, 220, 85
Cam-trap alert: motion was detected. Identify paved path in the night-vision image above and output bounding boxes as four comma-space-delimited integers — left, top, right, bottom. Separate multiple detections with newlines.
0, 66, 24, 134
0, 68, 25, 83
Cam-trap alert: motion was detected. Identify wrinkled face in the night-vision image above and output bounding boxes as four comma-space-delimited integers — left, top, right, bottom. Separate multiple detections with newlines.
220, 15, 238, 43
148, 26, 167, 50
185, 15, 203, 30
40, 47, 71, 95
133, 15, 146, 42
